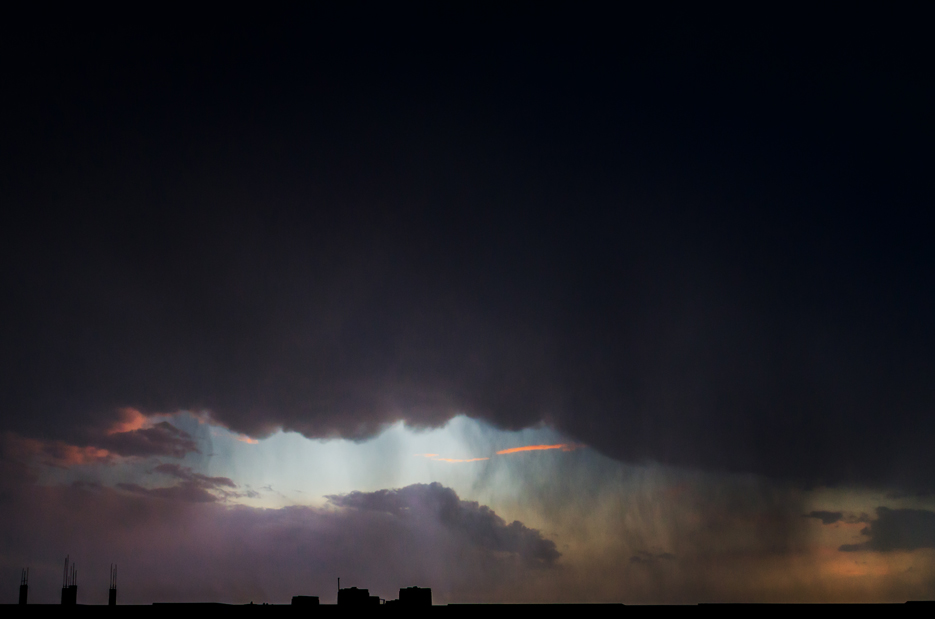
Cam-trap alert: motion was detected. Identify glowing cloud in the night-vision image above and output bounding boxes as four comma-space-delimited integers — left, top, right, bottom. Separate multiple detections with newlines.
3, 433, 112, 467
415, 441, 584, 464
106, 407, 150, 435
497, 443, 573, 455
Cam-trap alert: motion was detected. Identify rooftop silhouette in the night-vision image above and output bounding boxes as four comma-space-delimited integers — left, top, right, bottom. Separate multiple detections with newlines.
6, 567, 934, 610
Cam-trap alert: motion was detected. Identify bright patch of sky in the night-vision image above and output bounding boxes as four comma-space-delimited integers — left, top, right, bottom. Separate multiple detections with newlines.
205, 415, 574, 509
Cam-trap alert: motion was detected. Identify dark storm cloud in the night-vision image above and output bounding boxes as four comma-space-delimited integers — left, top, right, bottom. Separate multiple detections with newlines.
0, 477, 558, 604
806, 511, 844, 525
840, 507, 935, 552
0, 417, 199, 469
329, 483, 560, 566
0, 8, 933, 490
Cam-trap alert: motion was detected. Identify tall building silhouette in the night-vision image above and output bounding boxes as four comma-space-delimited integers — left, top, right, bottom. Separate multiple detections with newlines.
61, 556, 77, 605
18, 568, 28, 605
109, 564, 117, 606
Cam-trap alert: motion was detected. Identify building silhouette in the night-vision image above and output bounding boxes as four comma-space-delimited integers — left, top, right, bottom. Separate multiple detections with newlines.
384, 586, 432, 607
109, 564, 117, 606
291, 596, 319, 606
61, 556, 77, 605
18, 568, 27, 605
399, 586, 432, 606
337, 587, 380, 606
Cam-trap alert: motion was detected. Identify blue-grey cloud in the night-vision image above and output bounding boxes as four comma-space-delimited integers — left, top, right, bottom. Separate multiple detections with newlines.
840, 507, 935, 552
805, 510, 844, 525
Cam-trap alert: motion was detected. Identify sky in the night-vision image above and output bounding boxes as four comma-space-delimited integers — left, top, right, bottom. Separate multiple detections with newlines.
1, 5, 934, 604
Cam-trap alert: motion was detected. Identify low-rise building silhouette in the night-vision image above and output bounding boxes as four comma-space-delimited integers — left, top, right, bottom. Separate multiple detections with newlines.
399, 586, 432, 606
338, 587, 380, 606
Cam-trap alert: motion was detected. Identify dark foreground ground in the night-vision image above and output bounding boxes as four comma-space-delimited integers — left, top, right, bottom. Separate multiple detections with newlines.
3, 603, 934, 617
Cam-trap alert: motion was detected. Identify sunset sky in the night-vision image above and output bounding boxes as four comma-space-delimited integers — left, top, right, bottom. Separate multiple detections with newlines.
1, 6, 933, 604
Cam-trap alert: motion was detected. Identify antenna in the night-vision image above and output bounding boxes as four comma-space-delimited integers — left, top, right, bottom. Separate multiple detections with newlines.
109, 563, 118, 606
19, 567, 28, 605
61, 556, 77, 605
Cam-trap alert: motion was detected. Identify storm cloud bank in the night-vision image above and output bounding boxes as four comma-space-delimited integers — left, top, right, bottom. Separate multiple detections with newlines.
329, 483, 559, 566
1, 8, 933, 493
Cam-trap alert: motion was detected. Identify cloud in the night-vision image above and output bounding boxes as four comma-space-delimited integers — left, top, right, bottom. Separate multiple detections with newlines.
1, 433, 112, 468
840, 507, 935, 552
116, 481, 219, 503
0, 413, 199, 472
328, 483, 560, 567
153, 463, 236, 488
113, 463, 246, 503
417, 443, 582, 464
496, 444, 572, 455
98, 422, 199, 458
629, 550, 676, 565
806, 510, 844, 525
0, 17, 933, 495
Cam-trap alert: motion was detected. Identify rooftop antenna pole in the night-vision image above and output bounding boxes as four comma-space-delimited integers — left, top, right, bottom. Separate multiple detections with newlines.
109, 563, 117, 606
19, 567, 28, 605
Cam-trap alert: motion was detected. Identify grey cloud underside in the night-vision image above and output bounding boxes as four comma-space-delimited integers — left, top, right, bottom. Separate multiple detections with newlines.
153, 463, 237, 488
806, 511, 844, 525
1, 17, 933, 492
630, 551, 676, 565
105, 478, 560, 569
116, 481, 220, 503
839, 507, 935, 552
117, 463, 246, 503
